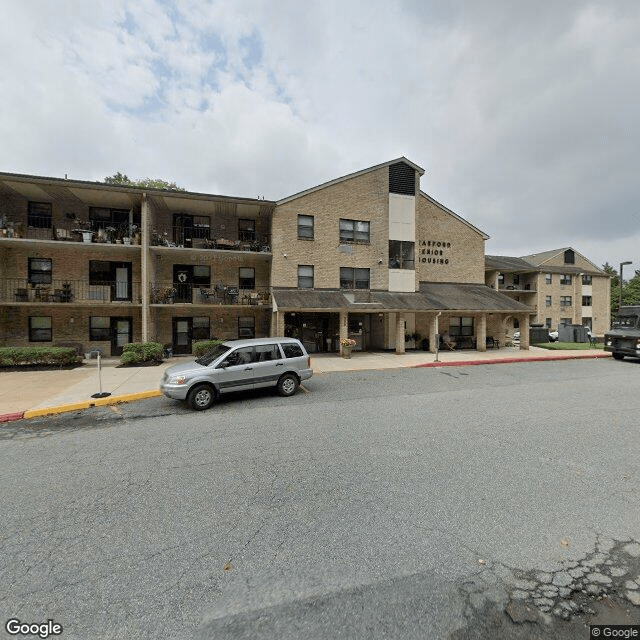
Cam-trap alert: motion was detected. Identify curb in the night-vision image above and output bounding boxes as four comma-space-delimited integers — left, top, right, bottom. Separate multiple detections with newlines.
413, 352, 611, 368
0, 411, 25, 423
20, 390, 162, 420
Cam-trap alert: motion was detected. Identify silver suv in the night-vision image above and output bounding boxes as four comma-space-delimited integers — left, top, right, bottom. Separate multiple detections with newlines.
161, 337, 313, 410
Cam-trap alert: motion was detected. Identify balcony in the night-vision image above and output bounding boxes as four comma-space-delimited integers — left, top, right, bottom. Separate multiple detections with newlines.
150, 226, 271, 253
0, 217, 141, 245
150, 282, 271, 306
499, 284, 537, 294
2, 278, 142, 304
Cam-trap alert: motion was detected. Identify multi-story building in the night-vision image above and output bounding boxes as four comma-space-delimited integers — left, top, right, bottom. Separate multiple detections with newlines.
0, 158, 535, 356
485, 248, 610, 337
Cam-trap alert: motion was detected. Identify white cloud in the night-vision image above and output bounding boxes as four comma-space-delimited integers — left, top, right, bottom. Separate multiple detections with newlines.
2, 0, 640, 269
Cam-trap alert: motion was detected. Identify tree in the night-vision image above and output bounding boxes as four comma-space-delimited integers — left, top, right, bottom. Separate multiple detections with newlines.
603, 263, 620, 315
622, 270, 640, 306
103, 172, 185, 191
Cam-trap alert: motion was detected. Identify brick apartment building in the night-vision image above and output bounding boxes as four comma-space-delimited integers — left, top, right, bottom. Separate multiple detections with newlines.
485, 249, 610, 337
1, 157, 562, 356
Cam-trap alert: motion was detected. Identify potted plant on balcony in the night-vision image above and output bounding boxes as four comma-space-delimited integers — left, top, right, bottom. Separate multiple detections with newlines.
340, 338, 356, 358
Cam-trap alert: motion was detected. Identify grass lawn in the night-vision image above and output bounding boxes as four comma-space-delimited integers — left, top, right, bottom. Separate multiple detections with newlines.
533, 341, 604, 350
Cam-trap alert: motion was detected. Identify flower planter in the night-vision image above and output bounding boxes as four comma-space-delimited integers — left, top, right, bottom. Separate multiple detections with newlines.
342, 347, 352, 359
82, 231, 93, 243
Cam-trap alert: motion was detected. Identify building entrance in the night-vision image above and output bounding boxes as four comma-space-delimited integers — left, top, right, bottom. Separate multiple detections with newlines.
284, 312, 339, 353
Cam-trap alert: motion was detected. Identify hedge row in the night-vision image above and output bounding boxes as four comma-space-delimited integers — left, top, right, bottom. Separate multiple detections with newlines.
0, 346, 82, 367
192, 339, 225, 357
120, 342, 164, 365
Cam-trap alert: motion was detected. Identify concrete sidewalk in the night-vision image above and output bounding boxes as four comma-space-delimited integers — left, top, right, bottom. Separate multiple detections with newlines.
0, 346, 610, 422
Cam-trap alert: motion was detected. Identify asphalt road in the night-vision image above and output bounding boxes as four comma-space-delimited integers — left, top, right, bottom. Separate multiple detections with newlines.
1, 359, 639, 639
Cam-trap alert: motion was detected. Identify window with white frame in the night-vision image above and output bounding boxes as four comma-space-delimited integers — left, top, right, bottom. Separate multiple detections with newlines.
560, 296, 572, 307
560, 274, 572, 285
545, 295, 552, 306
545, 273, 552, 284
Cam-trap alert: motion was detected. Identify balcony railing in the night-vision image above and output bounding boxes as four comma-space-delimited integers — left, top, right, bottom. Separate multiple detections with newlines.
150, 282, 271, 306
2, 278, 142, 304
0, 217, 141, 244
150, 226, 271, 252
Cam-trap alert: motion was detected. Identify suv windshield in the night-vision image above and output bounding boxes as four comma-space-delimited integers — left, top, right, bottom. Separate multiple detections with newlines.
195, 344, 231, 366
611, 315, 639, 330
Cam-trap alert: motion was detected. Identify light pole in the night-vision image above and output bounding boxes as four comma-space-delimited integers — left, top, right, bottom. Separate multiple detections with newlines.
619, 261, 632, 311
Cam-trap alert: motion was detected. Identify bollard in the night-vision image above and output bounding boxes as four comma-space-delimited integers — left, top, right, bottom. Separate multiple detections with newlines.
91, 352, 111, 399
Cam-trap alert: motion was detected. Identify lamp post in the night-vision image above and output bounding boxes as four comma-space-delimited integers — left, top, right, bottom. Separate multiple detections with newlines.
619, 261, 632, 311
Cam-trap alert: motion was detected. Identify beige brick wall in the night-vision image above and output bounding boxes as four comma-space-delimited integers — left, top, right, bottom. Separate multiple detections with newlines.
415, 195, 486, 284
272, 167, 390, 289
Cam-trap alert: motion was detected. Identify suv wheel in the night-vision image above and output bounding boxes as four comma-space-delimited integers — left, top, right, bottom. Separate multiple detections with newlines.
612, 353, 625, 360
277, 373, 299, 397
188, 384, 216, 410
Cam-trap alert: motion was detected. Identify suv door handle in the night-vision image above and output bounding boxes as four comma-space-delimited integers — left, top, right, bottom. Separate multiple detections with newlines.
276, 362, 284, 366
244, 367, 253, 370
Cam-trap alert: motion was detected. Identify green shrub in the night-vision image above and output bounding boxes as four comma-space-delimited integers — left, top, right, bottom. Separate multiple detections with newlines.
0, 346, 81, 367
193, 339, 224, 357
120, 341, 164, 365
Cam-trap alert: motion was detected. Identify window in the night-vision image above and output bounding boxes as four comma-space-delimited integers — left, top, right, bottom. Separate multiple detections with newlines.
192, 317, 210, 341
560, 296, 572, 307
225, 346, 255, 366
89, 317, 111, 341
255, 344, 279, 361
449, 317, 474, 336
545, 273, 552, 284
498, 274, 505, 285
192, 216, 211, 240
89, 207, 129, 232
339, 219, 370, 243
582, 296, 592, 306
29, 316, 52, 342
545, 318, 552, 328
238, 219, 256, 242
564, 249, 575, 264
340, 267, 370, 289
28, 258, 52, 285
545, 295, 552, 306
239, 267, 255, 289
192, 266, 211, 287
281, 342, 304, 358
28, 202, 52, 228
582, 274, 592, 285
583, 317, 593, 330
560, 274, 572, 285
238, 316, 255, 339
513, 274, 520, 285
298, 215, 314, 239
388, 240, 415, 269
561, 317, 572, 325
89, 261, 113, 285
298, 265, 314, 289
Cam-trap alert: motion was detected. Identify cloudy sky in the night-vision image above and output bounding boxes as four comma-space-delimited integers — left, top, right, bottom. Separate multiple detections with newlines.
2, 0, 639, 272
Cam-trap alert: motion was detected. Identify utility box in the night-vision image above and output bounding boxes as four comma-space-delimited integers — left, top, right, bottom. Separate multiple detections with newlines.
558, 323, 588, 343
529, 326, 550, 344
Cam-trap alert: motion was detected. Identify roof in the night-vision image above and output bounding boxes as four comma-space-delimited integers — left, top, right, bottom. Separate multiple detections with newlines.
272, 284, 532, 314
485, 255, 537, 272
420, 192, 489, 240
276, 157, 425, 205
521, 247, 605, 274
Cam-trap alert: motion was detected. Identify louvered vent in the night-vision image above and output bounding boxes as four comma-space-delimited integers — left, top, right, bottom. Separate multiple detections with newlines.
389, 162, 415, 195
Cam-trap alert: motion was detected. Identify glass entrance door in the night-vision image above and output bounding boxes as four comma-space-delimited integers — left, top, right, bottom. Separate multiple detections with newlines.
172, 318, 192, 354
110, 317, 132, 356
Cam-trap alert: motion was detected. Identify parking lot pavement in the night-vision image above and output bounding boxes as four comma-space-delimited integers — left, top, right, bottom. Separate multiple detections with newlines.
0, 346, 609, 421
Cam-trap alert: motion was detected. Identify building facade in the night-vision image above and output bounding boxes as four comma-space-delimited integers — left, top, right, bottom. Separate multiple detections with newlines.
485, 248, 611, 337
0, 158, 536, 356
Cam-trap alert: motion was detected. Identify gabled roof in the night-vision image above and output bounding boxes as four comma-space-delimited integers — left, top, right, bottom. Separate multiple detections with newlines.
521, 247, 606, 274
485, 255, 537, 272
276, 157, 425, 205
420, 191, 489, 240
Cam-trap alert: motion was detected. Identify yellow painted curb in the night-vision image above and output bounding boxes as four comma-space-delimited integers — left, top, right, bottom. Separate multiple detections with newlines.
23, 390, 162, 419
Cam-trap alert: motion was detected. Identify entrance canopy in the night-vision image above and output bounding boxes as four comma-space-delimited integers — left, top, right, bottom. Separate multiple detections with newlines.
272, 283, 532, 314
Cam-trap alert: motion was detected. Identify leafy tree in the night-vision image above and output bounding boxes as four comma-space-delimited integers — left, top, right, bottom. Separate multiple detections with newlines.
103, 172, 185, 191
622, 270, 640, 306
603, 263, 620, 315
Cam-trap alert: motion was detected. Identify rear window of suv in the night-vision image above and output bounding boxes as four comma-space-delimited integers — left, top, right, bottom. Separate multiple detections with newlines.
281, 342, 304, 358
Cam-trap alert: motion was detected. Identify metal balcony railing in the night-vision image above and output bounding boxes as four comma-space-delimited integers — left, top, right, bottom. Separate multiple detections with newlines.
2, 278, 142, 304
150, 282, 272, 306
150, 226, 271, 252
